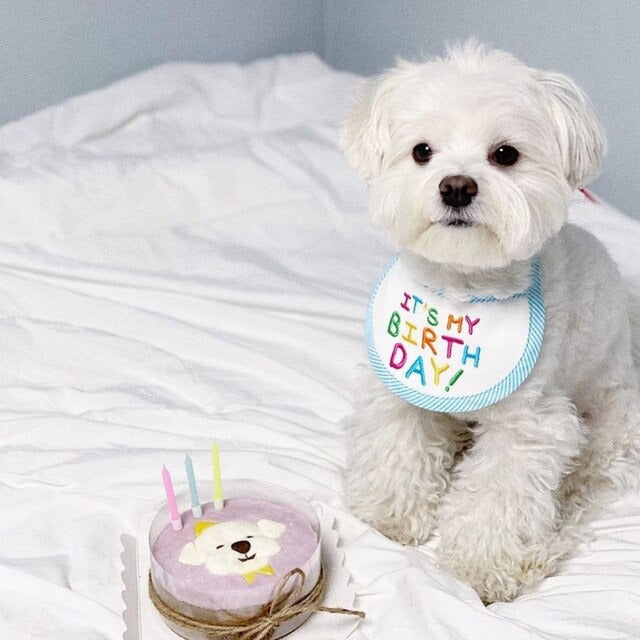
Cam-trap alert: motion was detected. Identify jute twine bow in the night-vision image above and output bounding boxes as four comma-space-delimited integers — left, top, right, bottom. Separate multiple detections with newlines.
148, 567, 364, 640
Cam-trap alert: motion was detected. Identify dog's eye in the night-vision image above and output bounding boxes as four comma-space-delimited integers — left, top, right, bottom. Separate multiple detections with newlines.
412, 143, 432, 165
246, 536, 253, 539
491, 145, 519, 166
216, 545, 224, 549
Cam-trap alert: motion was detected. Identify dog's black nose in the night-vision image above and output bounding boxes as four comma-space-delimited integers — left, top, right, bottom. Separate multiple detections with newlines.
439, 175, 478, 209
231, 540, 252, 555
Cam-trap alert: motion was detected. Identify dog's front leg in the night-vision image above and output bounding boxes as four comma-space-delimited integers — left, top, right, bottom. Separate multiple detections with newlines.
344, 369, 466, 545
437, 394, 584, 603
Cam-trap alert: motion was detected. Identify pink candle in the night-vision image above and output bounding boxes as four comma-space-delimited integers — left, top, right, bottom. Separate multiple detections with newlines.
162, 465, 182, 531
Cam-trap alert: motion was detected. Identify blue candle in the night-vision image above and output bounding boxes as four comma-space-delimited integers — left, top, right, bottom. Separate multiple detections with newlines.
185, 453, 203, 518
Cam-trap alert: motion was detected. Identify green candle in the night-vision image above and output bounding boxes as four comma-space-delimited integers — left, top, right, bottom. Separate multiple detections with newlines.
211, 442, 224, 510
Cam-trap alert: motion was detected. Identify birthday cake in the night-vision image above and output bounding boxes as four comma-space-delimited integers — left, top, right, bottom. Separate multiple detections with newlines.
148, 478, 322, 639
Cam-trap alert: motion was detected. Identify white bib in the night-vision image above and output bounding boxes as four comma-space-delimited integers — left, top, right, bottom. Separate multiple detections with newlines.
366, 256, 544, 413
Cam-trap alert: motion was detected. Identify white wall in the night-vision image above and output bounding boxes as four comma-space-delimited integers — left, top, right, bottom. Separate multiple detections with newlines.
0, 1, 324, 123
323, 0, 640, 216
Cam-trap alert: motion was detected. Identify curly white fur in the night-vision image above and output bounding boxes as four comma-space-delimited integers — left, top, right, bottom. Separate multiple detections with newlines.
341, 41, 640, 603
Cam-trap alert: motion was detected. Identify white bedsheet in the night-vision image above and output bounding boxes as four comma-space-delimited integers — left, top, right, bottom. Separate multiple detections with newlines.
0, 53, 638, 640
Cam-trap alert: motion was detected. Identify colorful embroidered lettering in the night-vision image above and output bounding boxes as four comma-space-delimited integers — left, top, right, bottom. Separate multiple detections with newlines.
387, 311, 400, 337
447, 314, 463, 333
405, 356, 426, 385
430, 357, 450, 386
441, 334, 464, 359
389, 343, 407, 369
402, 321, 418, 345
461, 344, 481, 368
421, 327, 437, 355
465, 315, 480, 335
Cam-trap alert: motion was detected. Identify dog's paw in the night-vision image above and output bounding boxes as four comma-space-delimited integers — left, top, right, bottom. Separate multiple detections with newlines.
439, 542, 558, 603
438, 547, 517, 603
374, 516, 433, 546
347, 498, 437, 546
437, 515, 562, 603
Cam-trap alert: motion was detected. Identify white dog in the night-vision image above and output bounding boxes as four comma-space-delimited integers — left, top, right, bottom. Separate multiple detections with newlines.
179, 518, 285, 583
341, 41, 640, 603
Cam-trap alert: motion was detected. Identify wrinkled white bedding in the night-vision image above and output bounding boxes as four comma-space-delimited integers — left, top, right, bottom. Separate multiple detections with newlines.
0, 53, 638, 640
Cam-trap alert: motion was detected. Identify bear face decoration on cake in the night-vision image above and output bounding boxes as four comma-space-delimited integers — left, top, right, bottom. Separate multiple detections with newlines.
178, 518, 286, 583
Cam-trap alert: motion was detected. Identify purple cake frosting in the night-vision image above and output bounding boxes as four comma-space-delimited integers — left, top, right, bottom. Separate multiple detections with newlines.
150, 497, 320, 611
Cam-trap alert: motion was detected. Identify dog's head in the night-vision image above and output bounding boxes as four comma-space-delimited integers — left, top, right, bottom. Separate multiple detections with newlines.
340, 41, 606, 269
179, 518, 285, 577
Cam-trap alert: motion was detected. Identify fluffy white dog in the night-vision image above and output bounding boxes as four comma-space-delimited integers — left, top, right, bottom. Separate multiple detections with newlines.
341, 41, 640, 603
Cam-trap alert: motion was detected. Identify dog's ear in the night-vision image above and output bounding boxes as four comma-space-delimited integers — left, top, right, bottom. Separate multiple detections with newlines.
178, 541, 202, 565
536, 71, 606, 189
257, 519, 286, 539
340, 67, 407, 181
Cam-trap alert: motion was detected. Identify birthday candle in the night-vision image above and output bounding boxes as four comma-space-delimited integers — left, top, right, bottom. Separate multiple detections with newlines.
185, 453, 203, 518
162, 465, 182, 531
211, 442, 224, 510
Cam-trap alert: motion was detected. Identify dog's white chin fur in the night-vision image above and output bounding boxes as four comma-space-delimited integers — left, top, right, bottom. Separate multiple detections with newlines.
341, 41, 640, 604
410, 225, 507, 269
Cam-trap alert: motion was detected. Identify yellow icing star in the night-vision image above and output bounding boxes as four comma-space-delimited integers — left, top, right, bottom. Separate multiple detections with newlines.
243, 564, 275, 584
194, 521, 216, 537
